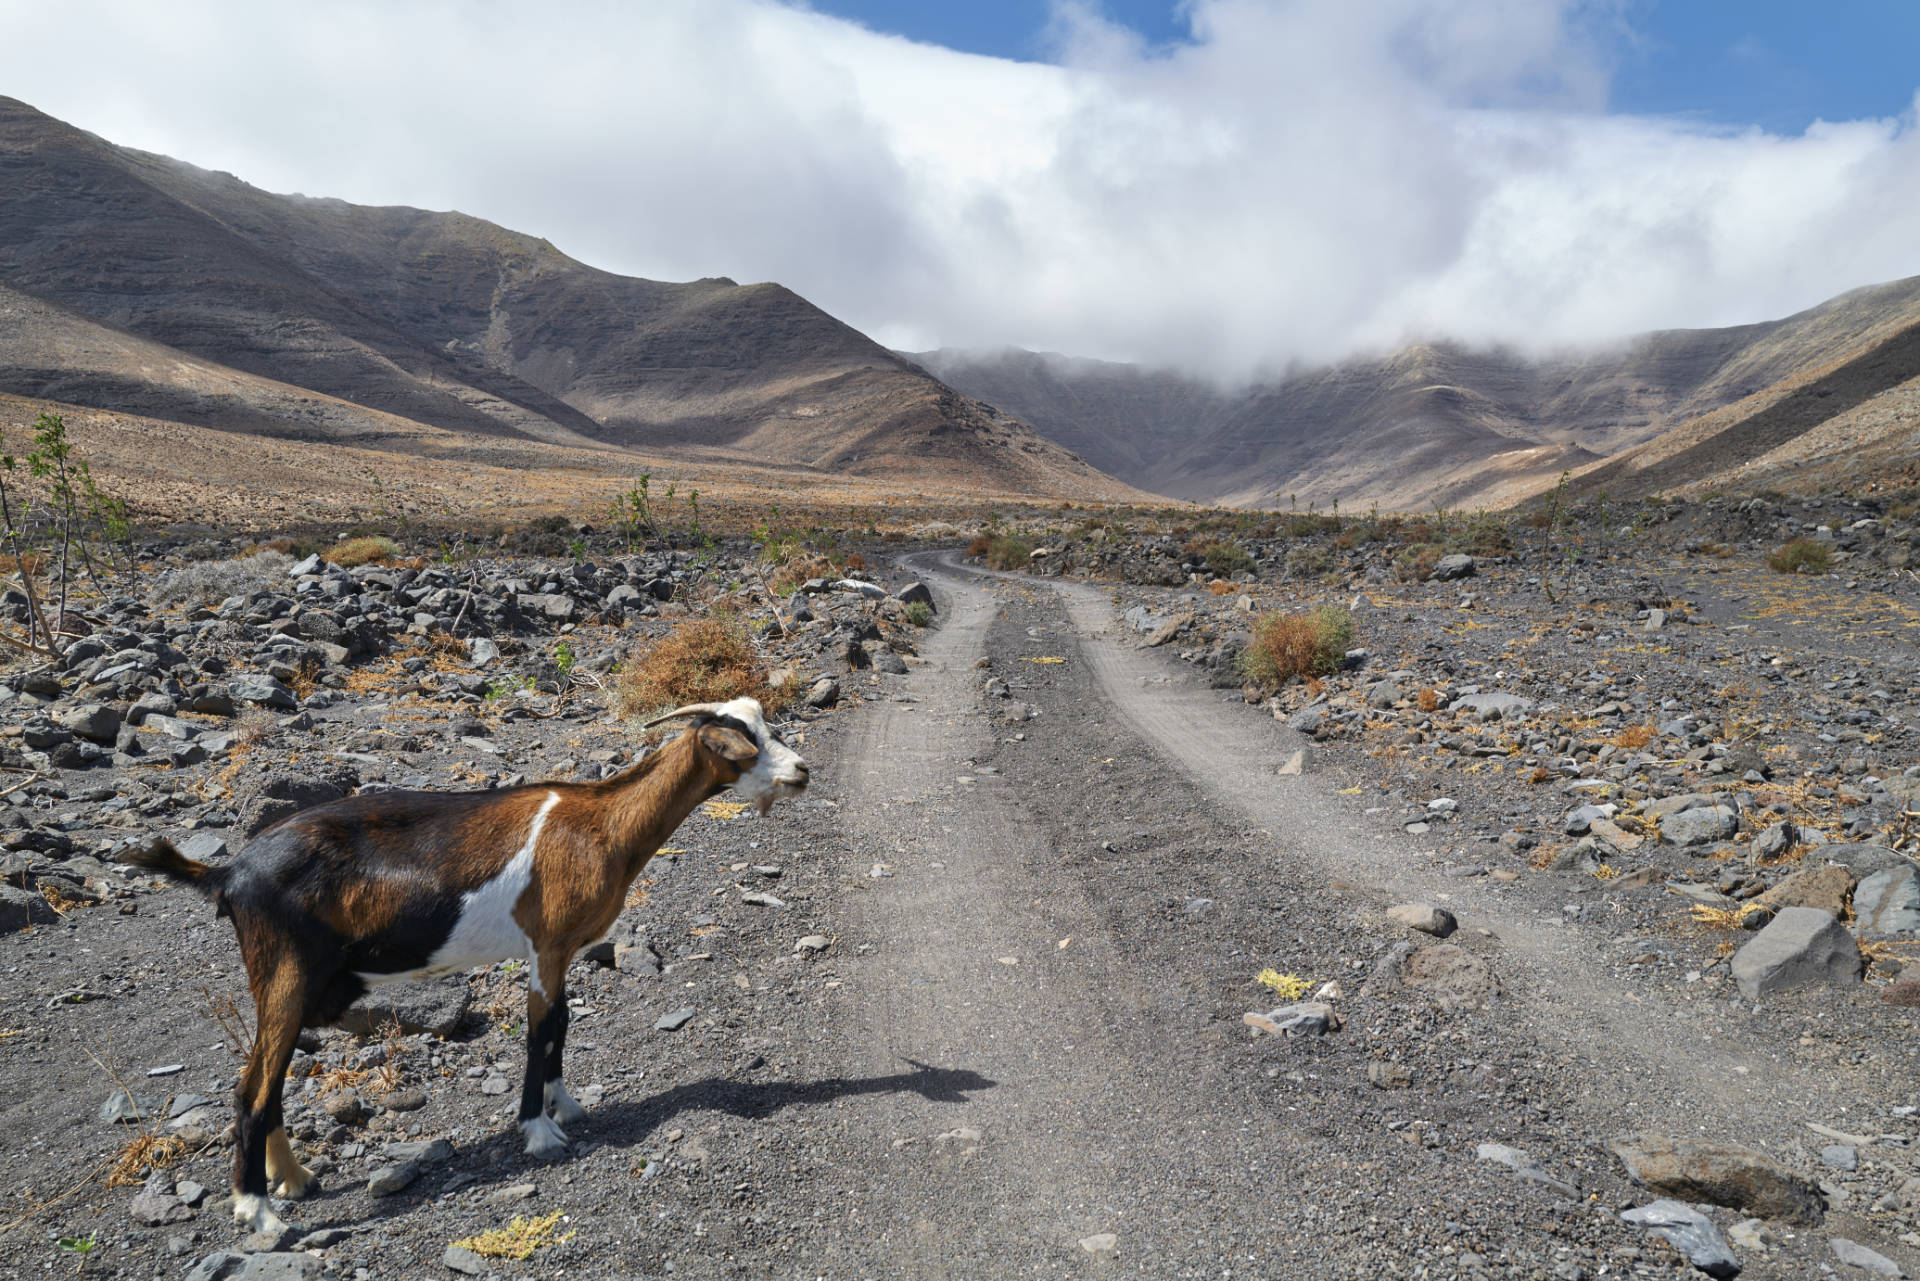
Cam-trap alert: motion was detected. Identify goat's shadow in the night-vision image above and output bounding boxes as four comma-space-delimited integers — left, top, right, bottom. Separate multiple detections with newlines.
592, 1057, 997, 1141
329, 1059, 995, 1227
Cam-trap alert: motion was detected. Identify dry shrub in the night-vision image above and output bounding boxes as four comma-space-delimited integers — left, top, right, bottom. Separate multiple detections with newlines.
0, 551, 46, 575
769, 554, 835, 596
1239, 606, 1353, 687
964, 534, 992, 558
1206, 580, 1237, 595
1416, 688, 1441, 713
1612, 723, 1655, 750
843, 552, 867, 572
289, 655, 323, 700
1396, 543, 1443, 581
325, 535, 400, 568
614, 619, 791, 717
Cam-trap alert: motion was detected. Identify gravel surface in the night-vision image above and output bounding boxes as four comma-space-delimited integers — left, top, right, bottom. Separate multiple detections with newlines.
2, 502, 1919, 1279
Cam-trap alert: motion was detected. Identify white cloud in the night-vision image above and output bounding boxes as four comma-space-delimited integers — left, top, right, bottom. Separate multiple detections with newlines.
2, 0, 1917, 380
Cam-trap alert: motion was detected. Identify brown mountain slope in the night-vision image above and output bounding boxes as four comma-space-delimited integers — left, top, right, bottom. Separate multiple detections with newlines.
0, 96, 1139, 501
1554, 309, 1920, 503
922, 275, 1920, 509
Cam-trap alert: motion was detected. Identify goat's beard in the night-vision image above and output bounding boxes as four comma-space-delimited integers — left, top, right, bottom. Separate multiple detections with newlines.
756, 794, 776, 816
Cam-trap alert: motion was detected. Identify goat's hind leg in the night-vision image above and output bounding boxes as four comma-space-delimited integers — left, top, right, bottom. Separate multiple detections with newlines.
233, 957, 310, 1234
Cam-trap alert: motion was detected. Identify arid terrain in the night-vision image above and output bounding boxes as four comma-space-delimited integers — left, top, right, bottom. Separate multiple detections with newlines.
1, 78, 1919, 1281
0, 492, 1916, 1280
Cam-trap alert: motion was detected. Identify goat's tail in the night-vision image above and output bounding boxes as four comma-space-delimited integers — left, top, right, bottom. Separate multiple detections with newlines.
118, 837, 225, 899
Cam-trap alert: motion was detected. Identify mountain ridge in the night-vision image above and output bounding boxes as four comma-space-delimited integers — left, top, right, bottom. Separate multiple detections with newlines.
0, 95, 1144, 503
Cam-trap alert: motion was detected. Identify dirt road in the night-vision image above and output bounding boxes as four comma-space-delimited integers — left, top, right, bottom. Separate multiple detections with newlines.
773, 551, 1912, 1278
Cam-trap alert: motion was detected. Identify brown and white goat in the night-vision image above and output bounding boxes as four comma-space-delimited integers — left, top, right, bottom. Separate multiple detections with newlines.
120, 696, 807, 1235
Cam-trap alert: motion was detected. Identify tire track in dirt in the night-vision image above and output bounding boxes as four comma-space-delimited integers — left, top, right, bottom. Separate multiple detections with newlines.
979, 554, 1889, 1138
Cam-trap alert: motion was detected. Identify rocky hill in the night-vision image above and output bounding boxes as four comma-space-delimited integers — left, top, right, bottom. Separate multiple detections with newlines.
0, 97, 1139, 503
921, 274, 1920, 510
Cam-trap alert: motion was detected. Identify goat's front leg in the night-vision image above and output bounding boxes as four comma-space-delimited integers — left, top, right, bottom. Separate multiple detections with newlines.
518, 953, 572, 1158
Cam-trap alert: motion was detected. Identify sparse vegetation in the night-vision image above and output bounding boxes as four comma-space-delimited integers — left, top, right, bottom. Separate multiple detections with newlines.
325, 534, 401, 567
1239, 606, 1353, 687
1767, 537, 1833, 574
150, 549, 294, 606
904, 600, 933, 627
614, 619, 791, 717
452, 1211, 571, 1261
1285, 544, 1332, 579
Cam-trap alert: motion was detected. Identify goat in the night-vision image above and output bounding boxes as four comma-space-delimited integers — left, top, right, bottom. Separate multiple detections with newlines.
118, 696, 807, 1235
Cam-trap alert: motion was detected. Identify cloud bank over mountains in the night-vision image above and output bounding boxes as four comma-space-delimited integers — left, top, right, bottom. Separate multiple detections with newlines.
4, 0, 1918, 380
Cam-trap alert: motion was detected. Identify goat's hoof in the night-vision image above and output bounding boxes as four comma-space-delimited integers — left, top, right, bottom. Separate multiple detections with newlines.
544, 1082, 588, 1127
521, 1115, 569, 1159
232, 1192, 294, 1237
271, 1166, 318, 1200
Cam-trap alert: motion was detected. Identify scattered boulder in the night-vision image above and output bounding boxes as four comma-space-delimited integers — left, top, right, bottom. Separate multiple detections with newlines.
1829, 1239, 1906, 1277
1754, 864, 1855, 918
1387, 903, 1457, 937
334, 975, 471, 1037
1618, 1200, 1741, 1279
1609, 1133, 1825, 1224
1731, 907, 1864, 1000
1429, 553, 1476, 581
1243, 1002, 1339, 1036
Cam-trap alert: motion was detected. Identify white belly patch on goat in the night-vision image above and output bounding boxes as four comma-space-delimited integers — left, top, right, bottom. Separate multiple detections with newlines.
360, 791, 560, 994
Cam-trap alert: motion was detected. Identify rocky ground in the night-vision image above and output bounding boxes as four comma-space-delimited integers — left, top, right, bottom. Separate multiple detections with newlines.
0, 490, 1916, 1279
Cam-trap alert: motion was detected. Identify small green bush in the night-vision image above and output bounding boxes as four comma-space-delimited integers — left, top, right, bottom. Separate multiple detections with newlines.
1203, 540, 1256, 578
904, 600, 933, 627
1767, 538, 1832, 574
985, 536, 1033, 570
1239, 606, 1354, 687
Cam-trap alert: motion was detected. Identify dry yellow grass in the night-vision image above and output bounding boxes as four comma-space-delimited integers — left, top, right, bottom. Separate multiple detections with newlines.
324, 535, 400, 568
107, 1133, 186, 1188
614, 619, 792, 718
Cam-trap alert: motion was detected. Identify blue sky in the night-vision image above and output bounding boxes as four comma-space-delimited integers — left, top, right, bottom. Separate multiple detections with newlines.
813, 1, 1920, 134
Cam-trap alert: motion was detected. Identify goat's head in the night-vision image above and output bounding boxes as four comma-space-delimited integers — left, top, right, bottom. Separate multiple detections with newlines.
645, 696, 809, 813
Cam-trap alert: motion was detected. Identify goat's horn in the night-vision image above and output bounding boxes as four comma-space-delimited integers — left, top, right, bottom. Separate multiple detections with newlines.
641, 703, 726, 729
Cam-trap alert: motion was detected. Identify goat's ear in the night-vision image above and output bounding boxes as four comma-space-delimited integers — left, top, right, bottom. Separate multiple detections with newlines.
697, 724, 760, 765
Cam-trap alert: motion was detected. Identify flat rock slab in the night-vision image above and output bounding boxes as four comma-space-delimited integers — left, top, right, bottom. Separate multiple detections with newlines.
1661, 805, 1739, 846
1855, 865, 1920, 936
1364, 941, 1498, 1010
1610, 1132, 1825, 1225
1830, 1238, 1907, 1277
1731, 906, 1864, 1000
